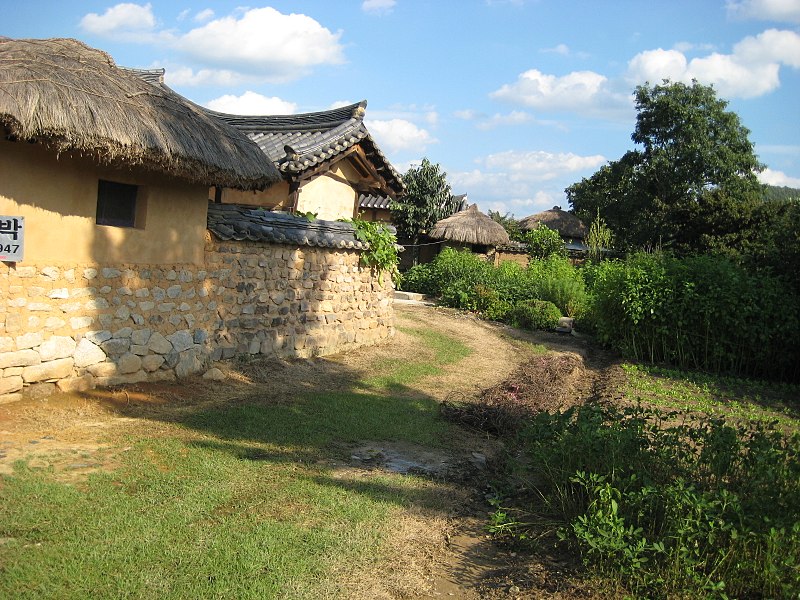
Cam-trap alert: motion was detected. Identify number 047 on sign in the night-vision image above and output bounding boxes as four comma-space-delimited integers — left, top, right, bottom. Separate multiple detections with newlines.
0, 216, 24, 262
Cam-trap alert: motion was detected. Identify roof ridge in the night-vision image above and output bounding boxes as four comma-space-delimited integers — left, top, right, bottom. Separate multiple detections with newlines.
206, 100, 367, 133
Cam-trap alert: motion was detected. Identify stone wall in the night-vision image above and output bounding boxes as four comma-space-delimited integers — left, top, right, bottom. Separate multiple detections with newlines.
0, 238, 394, 403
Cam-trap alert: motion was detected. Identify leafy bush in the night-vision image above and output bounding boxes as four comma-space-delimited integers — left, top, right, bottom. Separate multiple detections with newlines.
509, 299, 562, 330
396, 263, 437, 295
528, 257, 588, 318
400, 248, 590, 329
584, 252, 800, 381
492, 404, 800, 598
524, 225, 567, 260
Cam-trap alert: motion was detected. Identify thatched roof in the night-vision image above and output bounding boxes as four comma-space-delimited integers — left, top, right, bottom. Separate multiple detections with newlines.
0, 37, 280, 189
519, 206, 587, 239
429, 204, 510, 246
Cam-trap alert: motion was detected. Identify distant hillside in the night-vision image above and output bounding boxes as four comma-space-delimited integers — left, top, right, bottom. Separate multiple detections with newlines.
764, 184, 800, 202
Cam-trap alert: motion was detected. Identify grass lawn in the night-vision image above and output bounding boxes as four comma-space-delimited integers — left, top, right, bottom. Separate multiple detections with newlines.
0, 325, 473, 599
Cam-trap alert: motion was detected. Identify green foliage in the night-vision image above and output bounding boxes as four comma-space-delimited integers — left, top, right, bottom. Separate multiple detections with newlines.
585, 210, 614, 263
488, 210, 525, 242
347, 217, 399, 282
763, 184, 800, 202
294, 210, 318, 221
396, 263, 437, 295
523, 225, 566, 260
492, 403, 800, 598
566, 80, 765, 254
400, 248, 588, 325
390, 158, 453, 264
508, 299, 562, 330
584, 252, 800, 381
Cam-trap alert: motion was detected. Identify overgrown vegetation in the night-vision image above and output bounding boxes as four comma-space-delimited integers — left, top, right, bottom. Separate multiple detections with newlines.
582, 252, 800, 381
348, 217, 400, 282
398, 247, 587, 327
479, 358, 800, 600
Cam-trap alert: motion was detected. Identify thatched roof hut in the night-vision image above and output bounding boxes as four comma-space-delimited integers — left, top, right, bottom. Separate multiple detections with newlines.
429, 204, 510, 246
0, 37, 280, 189
519, 206, 587, 240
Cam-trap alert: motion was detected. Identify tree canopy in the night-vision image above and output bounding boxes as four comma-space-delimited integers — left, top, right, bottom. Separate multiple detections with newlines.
391, 157, 454, 263
566, 80, 764, 253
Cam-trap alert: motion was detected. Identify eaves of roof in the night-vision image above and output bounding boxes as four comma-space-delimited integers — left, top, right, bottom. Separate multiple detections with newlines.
207, 202, 369, 250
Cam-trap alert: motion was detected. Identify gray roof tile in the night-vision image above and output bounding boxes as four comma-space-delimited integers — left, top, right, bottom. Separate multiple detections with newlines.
206, 101, 405, 195
207, 202, 369, 250
359, 193, 393, 210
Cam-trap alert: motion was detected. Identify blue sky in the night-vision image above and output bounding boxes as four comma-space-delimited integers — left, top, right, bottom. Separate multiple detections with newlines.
5, 0, 800, 218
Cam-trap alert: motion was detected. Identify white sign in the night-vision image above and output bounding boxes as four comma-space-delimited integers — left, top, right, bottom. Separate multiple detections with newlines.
0, 216, 24, 262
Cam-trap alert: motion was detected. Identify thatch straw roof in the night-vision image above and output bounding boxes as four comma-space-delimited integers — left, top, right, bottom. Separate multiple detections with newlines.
519, 206, 587, 239
429, 204, 510, 246
0, 37, 280, 189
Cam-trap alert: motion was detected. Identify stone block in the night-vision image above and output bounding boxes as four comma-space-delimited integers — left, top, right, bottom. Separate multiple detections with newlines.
22, 358, 74, 383
0, 375, 23, 395
39, 336, 77, 361
148, 332, 172, 354
175, 350, 202, 378
73, 338, 107, 368
167, 330, 194, 353
202, 367, 225, 381
70, 316, 95, 330
0, 349, 41, 369
101, 338, 130, 356
16, 332, 43, 350
141, 354, 165, 372
86, 362, 118, 377
130, 329, 152, 346
57, 374, 95, 393
116, 353, 142, 374
0, 392, 23, 405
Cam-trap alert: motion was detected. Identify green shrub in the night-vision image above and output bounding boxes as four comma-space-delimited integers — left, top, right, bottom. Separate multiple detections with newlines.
491, 403, 800, 598
509, 299, 562, 330
397, 263, 436, 295
524, 225, 567, 260
584, 252, 800, 381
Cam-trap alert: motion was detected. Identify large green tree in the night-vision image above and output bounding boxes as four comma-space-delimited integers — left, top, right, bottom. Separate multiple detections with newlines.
391, 157, 453, 264
566, 80, 764, 253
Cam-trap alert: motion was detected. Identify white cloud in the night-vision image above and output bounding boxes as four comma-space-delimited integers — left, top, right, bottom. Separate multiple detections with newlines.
205, 92, 297, 115
490, 69, 631, 118
330, 100, 355, 109
163, 65, 258, 87
454, 109, 481, 120
542, 43, 570, 56
80, 5, 345, 85
366, 119, 436, 153
362, 0, 397, 14
476, 111, 534, 130
194, 8, 215, 23
481, 150, 607, 182
627, 29, 800, 98
758, 168, 800, 187
80, 3, 158, 38
176, 8, 345, 83
448, 150, 607, 216
491, 69, 606, 109
727, 0, 800, 23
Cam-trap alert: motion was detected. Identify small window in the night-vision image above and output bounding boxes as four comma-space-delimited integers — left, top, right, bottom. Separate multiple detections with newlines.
96, 180, 139, 227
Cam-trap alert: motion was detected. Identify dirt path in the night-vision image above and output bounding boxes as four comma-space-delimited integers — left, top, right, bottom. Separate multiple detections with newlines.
0, 303, 622, 598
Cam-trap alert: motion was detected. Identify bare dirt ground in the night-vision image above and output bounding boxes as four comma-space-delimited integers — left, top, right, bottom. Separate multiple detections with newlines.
0, 303, 624, 599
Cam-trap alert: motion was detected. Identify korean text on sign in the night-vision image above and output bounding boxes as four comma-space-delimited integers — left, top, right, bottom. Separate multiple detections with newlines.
0, 216, 24, 262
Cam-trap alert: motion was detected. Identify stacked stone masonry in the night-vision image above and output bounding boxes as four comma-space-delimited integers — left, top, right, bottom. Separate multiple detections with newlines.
0, 240, 395, 403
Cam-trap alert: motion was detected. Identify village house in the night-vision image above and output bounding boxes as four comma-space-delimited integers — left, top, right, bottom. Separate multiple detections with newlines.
197, 99, 405, 221
0, 37, 399, 403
